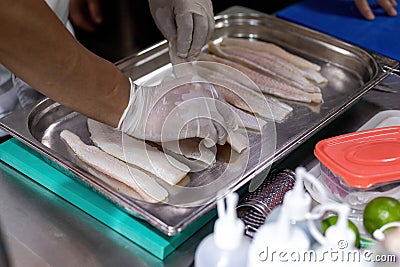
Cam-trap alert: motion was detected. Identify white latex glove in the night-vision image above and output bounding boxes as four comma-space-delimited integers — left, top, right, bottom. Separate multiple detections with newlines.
148, 0, 214, 63
117, 76, 237, 147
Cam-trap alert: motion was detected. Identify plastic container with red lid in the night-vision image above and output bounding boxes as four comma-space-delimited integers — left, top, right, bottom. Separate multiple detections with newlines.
314, 126, 400, 210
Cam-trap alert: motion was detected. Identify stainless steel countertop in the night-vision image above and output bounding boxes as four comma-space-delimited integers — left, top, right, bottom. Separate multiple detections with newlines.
0, 159, 214, 267
1, 74, 399, 267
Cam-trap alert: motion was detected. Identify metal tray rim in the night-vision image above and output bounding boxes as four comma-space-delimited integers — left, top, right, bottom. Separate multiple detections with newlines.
1, 9, 399, 235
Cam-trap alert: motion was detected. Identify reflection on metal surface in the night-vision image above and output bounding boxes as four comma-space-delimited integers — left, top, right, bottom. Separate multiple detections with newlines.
373, 84, 398, 94
0, 222, 10, 267
383, 65, 400, 79
0, 9, 398, 235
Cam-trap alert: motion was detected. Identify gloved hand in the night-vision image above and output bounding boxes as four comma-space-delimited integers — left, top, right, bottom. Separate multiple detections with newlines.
117, 75, 237, 147
148, 0, 214, 63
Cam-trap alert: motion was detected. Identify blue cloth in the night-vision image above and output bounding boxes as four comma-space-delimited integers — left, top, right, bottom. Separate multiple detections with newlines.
277, 0, 400, 61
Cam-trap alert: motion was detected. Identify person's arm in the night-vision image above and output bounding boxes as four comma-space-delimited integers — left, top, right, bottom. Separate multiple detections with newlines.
354, 0, 397, 20
0, 0, 129, 127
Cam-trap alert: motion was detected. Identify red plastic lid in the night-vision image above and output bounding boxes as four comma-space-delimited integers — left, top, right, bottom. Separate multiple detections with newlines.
314, 126, 400, 189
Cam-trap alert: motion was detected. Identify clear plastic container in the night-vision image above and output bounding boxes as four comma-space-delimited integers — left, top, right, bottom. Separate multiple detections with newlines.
314, 126, 400, 210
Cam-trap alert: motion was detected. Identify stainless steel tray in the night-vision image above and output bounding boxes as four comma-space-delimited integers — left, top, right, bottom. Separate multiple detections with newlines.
0, 7, 398, 235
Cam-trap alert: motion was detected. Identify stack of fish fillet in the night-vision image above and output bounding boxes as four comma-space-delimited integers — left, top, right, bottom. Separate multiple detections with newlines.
199, 37, 327, 123
58, 38, 327, 203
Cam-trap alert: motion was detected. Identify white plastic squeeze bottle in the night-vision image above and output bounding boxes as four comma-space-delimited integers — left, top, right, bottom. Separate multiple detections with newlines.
308, 203, 371, 267
265, 167, 328, 243
194, 192, 251, 267
247, 200, 310, 267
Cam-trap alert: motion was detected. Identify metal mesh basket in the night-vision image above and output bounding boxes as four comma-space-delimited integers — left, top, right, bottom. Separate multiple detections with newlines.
237, 169, 296, 237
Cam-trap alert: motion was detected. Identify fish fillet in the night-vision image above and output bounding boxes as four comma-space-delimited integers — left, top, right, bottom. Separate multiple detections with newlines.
218, 45, 320, 92
227, 129, 248, 153
60, 130, 168, 202
196, 66, 293, 122
220, 41, 327, 85
250, 52, 327, 85
199, 54, 322, 103
221, 37, 321, 71
162, 139, 216, 171
208, 43, 321, 98
161, 133, 247, 172
218, 80, 291, 122
208, 42, 313, 92
228, 103, 267, 131
85, 166, 148, 202
87, 119, 189, 185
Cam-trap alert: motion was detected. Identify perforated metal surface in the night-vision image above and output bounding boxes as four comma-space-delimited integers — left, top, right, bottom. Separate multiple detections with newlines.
237, 169, 296, 236
0, 8, 397, 235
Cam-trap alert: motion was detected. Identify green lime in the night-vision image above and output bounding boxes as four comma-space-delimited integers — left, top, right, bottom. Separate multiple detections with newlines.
322, 215, 360, 248
363, 197, 400, 237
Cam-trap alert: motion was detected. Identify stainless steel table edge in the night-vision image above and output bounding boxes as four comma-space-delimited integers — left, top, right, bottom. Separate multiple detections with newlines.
0, 8, 398, 236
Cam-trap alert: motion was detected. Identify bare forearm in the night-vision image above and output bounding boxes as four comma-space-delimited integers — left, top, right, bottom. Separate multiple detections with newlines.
0, 0, 129, 127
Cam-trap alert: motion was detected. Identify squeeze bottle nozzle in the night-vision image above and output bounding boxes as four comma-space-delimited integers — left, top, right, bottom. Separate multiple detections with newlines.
280, 167, 312, 221
214, 193, 245, 250
194, 192, 250, 267
308, 202, 356, 248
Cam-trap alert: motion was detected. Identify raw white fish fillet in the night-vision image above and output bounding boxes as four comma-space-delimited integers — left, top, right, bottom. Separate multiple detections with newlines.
220, 40, 327, 85
219, 82, 291, 122
221, 37, 321, 72
218, 45, 320, 92
162, 139, 216, 171
227, 129, 248, 153
162, 150, 211, 172
215, 81, 292, 122
208, 43, 325, 101
208, 42, 310, 91
87, 119, 189, 185
196, 65, 293, 122
60, 130, 168, 202
198, 54, 260, 90
236, 49, 327, 85
199, 53, 323, 103
85, 166, 147, 201
228, 103, 267, 131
